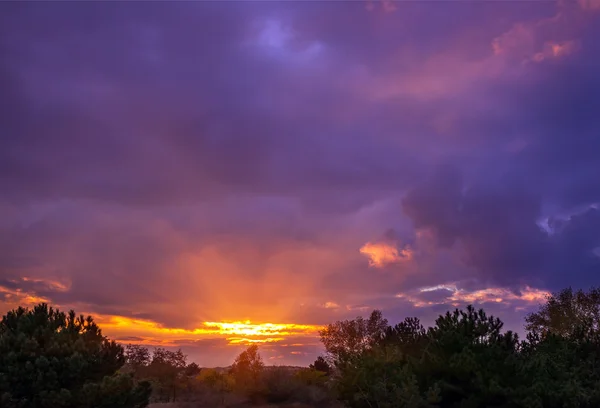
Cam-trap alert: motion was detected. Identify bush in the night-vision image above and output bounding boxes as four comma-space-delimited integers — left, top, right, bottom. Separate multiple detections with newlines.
260, 367, 332, 405
196, 368, 235, 405
261, 367, 298, 403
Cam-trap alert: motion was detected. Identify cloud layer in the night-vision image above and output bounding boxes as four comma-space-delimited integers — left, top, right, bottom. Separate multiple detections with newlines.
1, 1, 600, 365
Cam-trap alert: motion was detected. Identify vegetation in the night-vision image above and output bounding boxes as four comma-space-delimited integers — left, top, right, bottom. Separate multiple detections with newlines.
309, 356, 332, 375
0, 304, 151, 408
320, 287, 600, 408
5, 287, 600, 407
122, 345, 204, 403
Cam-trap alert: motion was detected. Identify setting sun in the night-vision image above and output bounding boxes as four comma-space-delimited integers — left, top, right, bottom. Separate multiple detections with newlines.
91, 314, 323, 347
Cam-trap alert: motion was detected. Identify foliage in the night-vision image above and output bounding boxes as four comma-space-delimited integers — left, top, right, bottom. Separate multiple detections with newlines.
79, 373, 152, 408
124, 344, 151, 378
230, 345, 265, 400
525, 287, 600, 341
9, 288, 600, 408
309, 355, 331, 375
320, 288, 600, 408
184, 362, 201, 377
518, 288, 600, 407
0, 303, 151, 408
197, 368, 235, 405
260, 367, 299, 403
198, 368, 234, 390
146, 347, 187, 402
420, 306, 522, 407
124, 345, 192, 403
319, 309, 388, 365
228, 347, 333, 406
260, 366, 331, 405
336, 346, 440, 408
295, 367, 328, 386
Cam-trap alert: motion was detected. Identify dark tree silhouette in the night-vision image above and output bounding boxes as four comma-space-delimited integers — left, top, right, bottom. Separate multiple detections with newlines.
525, 287, 600, 341
309, 356, 331, 375
0, 303, 151, 408
184, 362, 201, 377
230, 345, 265, 401
125, 344, 151, 373
319, 309, 388, 365
146, 348, 187, 402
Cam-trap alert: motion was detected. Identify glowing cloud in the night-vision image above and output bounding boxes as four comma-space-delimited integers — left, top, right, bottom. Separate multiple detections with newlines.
532, 41, 579, 62
360, 242, 412, 268
0, 277, 70, 313
202, 321, 321, 338
396, 284, 549, 308
0, 286, 49, 309
91, 315, 323, 347
322, 301, 340, 309
446, 286, 549, 305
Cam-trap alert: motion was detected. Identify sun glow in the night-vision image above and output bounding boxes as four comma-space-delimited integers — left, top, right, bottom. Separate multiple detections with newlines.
93, 315, 323, 347
203, 321, 320, 337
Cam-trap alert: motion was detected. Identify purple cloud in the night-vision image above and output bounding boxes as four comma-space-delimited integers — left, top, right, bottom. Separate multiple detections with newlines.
1, 1, 600, 365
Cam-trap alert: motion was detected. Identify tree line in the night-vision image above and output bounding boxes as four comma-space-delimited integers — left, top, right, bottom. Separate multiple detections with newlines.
2, 287, 600, 407
319, 287, 600, 408
120, 343, 331, 406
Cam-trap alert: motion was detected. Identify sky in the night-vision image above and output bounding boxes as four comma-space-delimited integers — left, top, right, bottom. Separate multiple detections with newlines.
1, 0, 600, 367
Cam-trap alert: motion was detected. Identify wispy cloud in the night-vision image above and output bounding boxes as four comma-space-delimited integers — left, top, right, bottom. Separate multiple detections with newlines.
396, 284, 549, 309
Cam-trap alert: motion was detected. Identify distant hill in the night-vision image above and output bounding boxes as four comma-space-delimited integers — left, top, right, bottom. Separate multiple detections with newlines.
206, 365, 304, 374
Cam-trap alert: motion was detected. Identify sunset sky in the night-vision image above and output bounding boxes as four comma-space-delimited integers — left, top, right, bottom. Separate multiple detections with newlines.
1, 0, 600, 367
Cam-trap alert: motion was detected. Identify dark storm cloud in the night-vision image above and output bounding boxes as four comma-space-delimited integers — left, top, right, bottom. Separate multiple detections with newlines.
1, 0, 600, 365
400, 8, 600, 291
0, 1, 421, 210
402, 168, 600, 290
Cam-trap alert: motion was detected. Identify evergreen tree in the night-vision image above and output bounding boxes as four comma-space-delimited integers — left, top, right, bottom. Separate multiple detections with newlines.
0, 303, 151, 408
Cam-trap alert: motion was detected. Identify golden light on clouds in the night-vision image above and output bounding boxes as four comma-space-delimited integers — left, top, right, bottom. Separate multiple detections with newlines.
445, 286, 549, 305
0, 277, 70, 311
93, 315, 322, 347
323, 301, 340, 309
396, 284, 550, 308
0, 285, 48, 308
360, 242, 412, 268
202, 321, 321, 337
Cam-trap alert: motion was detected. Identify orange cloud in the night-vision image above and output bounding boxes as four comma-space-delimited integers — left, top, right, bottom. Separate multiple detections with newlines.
360, 242, 412, 268
0, 277, 70, 313
0, 286, 49, 309
202, 321, 322, 338
20, 276, 70, 292
91, 314, 322, 347
322, 301, 340, 309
